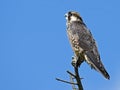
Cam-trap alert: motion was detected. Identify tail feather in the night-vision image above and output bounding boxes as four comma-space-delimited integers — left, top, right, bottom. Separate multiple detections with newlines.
84, 51, 110, 79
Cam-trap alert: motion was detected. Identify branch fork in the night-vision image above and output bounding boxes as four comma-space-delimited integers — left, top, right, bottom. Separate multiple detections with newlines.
56, 56, 84, 90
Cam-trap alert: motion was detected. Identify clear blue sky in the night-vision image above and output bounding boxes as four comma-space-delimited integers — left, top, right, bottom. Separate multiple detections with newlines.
0, 0, 120, 90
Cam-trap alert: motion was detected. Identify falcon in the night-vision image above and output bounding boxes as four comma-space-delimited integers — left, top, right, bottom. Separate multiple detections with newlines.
65, 11, 110, 79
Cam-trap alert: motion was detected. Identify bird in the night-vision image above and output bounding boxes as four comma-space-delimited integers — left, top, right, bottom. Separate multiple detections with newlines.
65, 11, 110, 79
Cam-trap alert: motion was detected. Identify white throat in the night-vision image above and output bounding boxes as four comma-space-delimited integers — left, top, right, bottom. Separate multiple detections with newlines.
70, 16, 78, 22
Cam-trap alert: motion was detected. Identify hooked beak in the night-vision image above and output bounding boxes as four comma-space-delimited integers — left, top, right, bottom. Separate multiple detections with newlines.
65, 13, 68, 20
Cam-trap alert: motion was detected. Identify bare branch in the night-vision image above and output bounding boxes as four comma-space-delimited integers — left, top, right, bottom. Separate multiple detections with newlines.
56, 78, 77, 85
67, 70, 76, 78
74, 66, 83, 90
56, 56, 84, 90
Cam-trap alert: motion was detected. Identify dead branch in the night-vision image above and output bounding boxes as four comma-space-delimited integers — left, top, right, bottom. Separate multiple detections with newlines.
56, 56, 84, 90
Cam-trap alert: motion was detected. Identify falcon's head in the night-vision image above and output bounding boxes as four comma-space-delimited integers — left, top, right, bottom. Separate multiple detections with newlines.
65, 11, 83, 23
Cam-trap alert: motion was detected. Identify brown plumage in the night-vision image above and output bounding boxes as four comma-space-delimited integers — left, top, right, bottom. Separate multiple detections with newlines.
65, 11, 110, 79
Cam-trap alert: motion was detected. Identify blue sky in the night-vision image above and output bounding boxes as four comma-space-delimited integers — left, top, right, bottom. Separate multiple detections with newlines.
0, 0, 120, 90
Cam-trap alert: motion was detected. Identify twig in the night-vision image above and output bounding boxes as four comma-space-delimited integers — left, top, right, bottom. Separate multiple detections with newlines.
56, 78, 77, 85
67, 70, 76, 77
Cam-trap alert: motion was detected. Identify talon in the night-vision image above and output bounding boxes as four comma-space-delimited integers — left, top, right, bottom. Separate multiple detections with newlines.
71, 56, 77, 67
71, 60, 76, 67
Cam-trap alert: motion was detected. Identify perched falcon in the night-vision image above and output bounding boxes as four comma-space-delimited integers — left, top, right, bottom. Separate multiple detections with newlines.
65, 11, 110, 79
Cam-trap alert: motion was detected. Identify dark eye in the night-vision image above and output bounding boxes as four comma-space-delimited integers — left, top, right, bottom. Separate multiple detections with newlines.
68, 12, 72, 16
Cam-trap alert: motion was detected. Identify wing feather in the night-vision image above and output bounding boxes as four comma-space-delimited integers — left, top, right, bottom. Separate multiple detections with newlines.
78, 29, 110, 79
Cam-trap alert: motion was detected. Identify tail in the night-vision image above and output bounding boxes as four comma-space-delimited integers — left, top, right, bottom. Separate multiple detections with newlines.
84, 51, 110, 80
